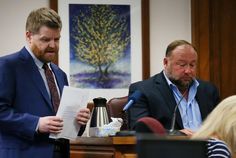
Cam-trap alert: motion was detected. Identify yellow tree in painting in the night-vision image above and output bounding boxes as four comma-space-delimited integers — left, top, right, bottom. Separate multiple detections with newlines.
71, 5, 130, 82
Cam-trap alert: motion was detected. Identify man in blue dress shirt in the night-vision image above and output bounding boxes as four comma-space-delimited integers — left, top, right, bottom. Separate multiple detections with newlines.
128, 40, 220, 136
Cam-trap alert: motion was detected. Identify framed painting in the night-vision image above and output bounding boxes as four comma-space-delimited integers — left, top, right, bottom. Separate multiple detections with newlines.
50, 0, 149, 101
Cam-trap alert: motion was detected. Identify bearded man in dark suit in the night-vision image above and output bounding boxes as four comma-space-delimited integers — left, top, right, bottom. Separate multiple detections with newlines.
128, 40, 220, 136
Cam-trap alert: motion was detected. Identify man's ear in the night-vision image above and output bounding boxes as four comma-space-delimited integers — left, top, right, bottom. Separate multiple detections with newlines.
163, 57, 168, 66
25, 31, 32, 43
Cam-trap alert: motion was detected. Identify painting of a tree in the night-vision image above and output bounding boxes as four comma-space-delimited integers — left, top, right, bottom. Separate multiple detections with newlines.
69, 4, 131, 89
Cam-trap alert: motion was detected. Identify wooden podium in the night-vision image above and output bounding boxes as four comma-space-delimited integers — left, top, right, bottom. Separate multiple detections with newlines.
70, 136, 137, 158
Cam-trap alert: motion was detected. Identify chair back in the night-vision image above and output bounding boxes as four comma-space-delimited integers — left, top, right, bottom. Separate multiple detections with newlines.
107, 96, 128, 130
106, 96, 128, 118
134, 117, 166, 135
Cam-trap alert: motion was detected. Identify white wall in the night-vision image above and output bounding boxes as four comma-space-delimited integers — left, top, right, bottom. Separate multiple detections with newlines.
0, 0, 191, 77
150, 0, 191, 75
0, 0, 48, 56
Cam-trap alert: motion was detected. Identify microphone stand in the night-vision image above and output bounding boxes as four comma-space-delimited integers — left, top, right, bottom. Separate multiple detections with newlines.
168, 88, 188, 135
116, 110, 136, 136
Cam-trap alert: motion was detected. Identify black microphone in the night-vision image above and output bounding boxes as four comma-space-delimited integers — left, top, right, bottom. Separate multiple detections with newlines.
168, 88, 188, 135
123, 90, 143, 111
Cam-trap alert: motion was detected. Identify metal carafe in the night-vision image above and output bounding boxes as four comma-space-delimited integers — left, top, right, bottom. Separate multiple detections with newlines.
90, 97, 110, 127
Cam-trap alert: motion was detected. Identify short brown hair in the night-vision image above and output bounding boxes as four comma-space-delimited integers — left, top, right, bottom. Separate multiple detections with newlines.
26, 7, 62, 34
165, 40, 197, 57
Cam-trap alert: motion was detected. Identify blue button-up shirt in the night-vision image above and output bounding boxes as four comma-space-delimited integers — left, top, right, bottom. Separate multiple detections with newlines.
163, 71, 202, 131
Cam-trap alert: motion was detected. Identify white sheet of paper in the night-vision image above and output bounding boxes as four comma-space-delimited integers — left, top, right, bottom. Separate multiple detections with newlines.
49, 86, 89, 140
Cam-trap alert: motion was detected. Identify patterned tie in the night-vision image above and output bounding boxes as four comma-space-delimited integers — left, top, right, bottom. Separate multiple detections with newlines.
43, 63, 60, 112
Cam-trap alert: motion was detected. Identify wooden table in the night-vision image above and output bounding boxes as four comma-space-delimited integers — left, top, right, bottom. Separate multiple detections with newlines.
70, 136, 137, 158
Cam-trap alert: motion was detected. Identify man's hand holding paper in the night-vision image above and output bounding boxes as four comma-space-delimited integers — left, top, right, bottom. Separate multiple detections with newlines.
76, 108, 90, 125
50, 86, 90, 140
38, 116, 63, 134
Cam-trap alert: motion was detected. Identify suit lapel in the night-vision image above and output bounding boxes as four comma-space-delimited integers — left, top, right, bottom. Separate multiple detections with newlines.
19, 48, 53, 111
50, 64, 64, 95
195, 85, 207, 120
155, 72, 184, 129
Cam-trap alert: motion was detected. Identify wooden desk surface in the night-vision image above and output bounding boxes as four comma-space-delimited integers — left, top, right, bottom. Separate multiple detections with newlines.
70, 136, 136, 145
70, 135, 189, 145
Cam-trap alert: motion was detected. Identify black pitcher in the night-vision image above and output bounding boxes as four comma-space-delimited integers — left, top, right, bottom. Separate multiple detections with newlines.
90, 97, 110, 127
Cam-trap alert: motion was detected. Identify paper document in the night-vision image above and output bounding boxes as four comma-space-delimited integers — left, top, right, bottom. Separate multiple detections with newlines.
50, 86, 89, 140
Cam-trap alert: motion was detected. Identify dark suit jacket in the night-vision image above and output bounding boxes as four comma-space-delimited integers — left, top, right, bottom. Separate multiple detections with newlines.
128, 71, 220, 130
0, 47, 81, 158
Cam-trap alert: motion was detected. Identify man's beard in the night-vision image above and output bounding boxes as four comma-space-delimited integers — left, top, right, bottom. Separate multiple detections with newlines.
169, 77, 193, 92
31, 45, 56, 63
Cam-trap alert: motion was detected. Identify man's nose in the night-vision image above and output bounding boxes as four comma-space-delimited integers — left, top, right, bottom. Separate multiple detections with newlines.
184, 65, 193, 73
49, 40, 56, 48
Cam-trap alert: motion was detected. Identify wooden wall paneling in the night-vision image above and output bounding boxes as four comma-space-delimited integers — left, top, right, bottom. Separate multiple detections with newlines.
191, 0, 211, 81
192, 0, 236, 99
50, 0, 58, 65
210, 0, 236, 98
141, 0, 150, 80
209, 0, 222, 97
223, 0, 236, 97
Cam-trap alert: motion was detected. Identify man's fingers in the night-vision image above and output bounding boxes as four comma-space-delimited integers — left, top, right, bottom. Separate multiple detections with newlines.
49, 125, 63, 133
179, 129, 194, 136
38, 116, 63, 133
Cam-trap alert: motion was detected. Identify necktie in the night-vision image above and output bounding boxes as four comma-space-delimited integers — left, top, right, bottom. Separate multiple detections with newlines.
43, 63, 60, 112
